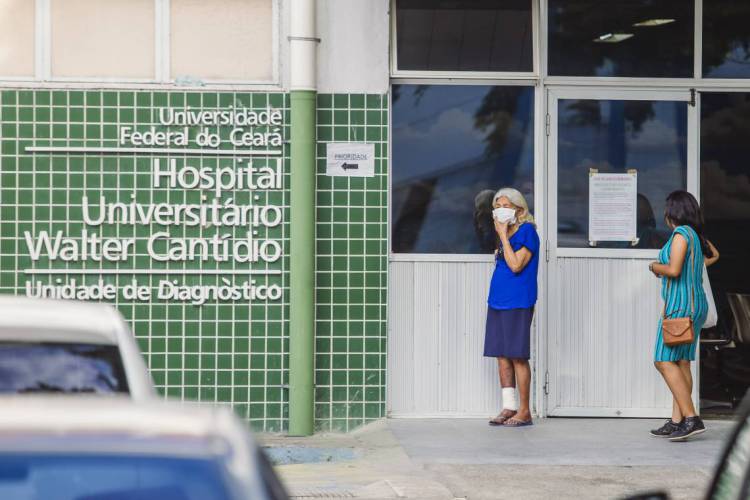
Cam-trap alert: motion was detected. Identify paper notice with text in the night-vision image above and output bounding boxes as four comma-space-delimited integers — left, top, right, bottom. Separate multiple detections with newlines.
588, 171, 637, 244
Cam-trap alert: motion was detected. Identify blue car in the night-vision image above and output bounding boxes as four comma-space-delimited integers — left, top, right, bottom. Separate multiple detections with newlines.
0, 397, 288, 500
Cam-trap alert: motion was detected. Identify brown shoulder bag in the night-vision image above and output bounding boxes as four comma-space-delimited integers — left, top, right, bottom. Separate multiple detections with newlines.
661, 233, 696, 347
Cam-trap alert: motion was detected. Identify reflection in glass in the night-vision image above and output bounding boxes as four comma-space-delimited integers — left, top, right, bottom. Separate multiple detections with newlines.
699, 92, 750, 410
473, 189, 498, 253
396, 0, 533, 73
391, 85, 534, 254
556, 99, 687, 248
0, 342, 128, 394
548, 0, 693, 77
703, 1, 750, 78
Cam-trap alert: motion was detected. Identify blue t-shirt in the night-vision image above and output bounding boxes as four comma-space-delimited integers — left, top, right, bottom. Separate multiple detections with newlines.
487, 222, 540, 310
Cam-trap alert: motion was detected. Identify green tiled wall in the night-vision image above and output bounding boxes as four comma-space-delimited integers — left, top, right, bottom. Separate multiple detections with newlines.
0, 89, 388, 433
314, 94, 388, 432
0, 89, 290, 432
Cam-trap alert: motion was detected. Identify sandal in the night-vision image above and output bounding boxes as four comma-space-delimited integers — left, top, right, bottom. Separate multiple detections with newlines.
488, 410, 516, 426
489, 415, 507, 426
502, 417, 533, 427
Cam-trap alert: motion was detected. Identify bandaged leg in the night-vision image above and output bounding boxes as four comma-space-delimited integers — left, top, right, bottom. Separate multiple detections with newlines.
502, 387, 518, 411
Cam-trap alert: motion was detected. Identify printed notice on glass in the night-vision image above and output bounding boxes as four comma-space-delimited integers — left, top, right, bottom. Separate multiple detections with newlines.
588, 170, 637, 245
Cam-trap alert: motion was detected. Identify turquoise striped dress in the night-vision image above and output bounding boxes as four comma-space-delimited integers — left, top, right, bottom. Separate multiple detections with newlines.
654, 225, 708, 362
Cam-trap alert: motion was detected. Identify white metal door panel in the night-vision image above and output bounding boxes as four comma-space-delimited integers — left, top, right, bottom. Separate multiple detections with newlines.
387, 262, 415, 414
545, 87, 697, 418
387, 260, 506, 417
412, 262, 441, 412
548, 257, 672, 416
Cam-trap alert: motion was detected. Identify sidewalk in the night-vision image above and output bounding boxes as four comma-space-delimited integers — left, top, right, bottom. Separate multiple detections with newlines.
260, 418, 734, 500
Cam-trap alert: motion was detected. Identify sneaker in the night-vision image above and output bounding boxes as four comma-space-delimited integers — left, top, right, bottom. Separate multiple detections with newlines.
650, 419, 682, 437
668, 416, 706, 442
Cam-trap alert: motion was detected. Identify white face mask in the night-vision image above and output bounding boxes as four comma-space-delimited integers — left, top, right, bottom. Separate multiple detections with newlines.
493, 207, 517, 224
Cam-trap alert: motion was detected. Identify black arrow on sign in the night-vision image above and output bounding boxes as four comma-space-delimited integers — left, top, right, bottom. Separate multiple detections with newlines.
341, 163, 359, 170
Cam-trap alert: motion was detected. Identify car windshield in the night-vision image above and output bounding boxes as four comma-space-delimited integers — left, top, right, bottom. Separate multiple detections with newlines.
0, 342, 129, 394
0, 454, 235, 500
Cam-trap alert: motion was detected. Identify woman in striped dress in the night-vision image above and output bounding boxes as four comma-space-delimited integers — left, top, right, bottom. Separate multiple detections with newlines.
648, 191, 716, 442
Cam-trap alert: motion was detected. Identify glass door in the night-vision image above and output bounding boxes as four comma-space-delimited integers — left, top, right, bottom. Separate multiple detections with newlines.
545, 88, 697, 417
699, 92, 750, 415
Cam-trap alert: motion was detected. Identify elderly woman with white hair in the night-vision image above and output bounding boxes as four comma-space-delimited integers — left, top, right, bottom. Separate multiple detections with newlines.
486, 187, 539, 428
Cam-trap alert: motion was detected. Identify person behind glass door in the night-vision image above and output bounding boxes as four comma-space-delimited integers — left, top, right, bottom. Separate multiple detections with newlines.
648, 191, 719, 441
485, 188, 539, 427
635, 193, 662, 248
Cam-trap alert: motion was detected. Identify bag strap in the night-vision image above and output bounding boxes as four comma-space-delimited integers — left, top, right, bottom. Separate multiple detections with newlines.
661, 228, 696, 320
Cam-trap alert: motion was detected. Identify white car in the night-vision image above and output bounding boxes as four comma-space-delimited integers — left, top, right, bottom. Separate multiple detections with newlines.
0, 397, 288, 500
0, 296, 155, 399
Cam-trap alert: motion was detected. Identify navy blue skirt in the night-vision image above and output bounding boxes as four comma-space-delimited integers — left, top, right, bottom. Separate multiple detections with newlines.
483, 307, 534, 359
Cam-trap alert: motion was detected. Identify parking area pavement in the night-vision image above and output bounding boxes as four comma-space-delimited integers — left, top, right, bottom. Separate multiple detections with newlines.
263, 417, 735, 500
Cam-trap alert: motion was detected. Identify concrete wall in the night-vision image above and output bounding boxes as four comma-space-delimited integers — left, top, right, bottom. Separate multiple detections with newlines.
0, 0, 391, 92
316, 0, 390, 94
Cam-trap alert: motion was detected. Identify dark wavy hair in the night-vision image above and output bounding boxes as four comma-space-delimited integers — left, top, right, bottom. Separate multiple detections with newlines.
664, 190, 713, 258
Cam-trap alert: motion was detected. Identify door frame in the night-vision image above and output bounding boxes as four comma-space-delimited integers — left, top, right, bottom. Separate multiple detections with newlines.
385, 81, 547, 418
542, 86, 700, 417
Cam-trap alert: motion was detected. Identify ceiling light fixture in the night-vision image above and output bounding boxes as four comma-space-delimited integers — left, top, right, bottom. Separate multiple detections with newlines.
593, 33, 634, 43
633, 18, 676, 27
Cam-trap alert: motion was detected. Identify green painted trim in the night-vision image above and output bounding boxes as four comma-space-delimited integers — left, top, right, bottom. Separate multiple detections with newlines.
288, 90, 316, 436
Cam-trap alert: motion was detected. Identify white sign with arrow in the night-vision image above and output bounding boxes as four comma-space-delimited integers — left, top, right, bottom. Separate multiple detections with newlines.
325, 143, 375, 177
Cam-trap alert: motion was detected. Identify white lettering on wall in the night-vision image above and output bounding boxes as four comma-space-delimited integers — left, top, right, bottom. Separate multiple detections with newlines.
24, 105, 286, 305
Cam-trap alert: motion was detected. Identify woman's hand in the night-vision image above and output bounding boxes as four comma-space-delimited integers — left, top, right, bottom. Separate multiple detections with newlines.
494, 222, 532, 273
494, 219, 509, 240
648, 261, 661, 277
705, 240, 720, 267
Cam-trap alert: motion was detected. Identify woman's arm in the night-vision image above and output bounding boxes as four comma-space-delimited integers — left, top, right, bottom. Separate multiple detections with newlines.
495, 220, 533, 273
705, 240, 720, 267
650, 234, 688, 278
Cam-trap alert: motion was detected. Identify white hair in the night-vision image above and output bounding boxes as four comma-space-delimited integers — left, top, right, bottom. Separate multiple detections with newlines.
493, 188, 535, 225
